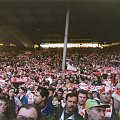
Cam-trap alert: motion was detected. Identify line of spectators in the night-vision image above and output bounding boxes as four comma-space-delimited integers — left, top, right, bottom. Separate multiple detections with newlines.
0, 45, 119, 120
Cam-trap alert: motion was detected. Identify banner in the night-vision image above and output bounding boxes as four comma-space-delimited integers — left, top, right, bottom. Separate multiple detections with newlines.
11, 77, 28, 83
67, 64, 77, 71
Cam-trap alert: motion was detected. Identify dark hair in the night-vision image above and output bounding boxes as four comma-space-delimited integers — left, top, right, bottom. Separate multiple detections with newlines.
37, 87, 49, 101
8, 87, 15, 92
48, 87, 55, 93
57, 88, 64, 94
78, 89, 88, 98
0, 94, 8, 102
19, 87, 27, 93
66, 93, 78, 102
68, 88, 77, 94
53, 95, 61, 103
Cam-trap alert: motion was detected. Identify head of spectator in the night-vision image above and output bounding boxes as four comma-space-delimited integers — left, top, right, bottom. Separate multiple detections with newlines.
52, 95, 61, 107
34, 87, 55, 120
85, 99, 110, 120
91, 75, 102, 86
65, 78, 73, 89
17, 104, 38, 120
91, 88, 99, 100
92, 91, 99, 100
19, 87, 27, 95
0, 94, 12, 120
88, 91, 93, 99
34, 87, 49, 108
57, 79, 63, 85
115, 74, 120, 83
93, 74, 99, 81
112, 89, 120, 119
59, 92, 84, 120
0, 94, 8, 113
48, 87, 55, 99
61, 90, 68, 108
65, 92, 78, 114
0, 93, 9, 100
99, 86, 111, 104
8, 87, 15, 98
78, 89, 88, 106
34, 85, 39, 92
56, 88, 64, 100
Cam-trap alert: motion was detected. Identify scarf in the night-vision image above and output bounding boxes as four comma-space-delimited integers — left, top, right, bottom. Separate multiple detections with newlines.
105, 99, 113, 118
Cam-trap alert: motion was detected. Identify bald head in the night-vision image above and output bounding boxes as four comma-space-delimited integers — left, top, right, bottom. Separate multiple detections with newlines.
17, 105, 38, 120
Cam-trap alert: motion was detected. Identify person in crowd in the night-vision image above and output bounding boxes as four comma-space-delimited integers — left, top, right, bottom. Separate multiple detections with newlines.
8, 87, 22, 118
112, 89, 120, 120
47, 87, 55, 103
34, 87, 56, 120
87, 91, 93, 99
85, 99, 110, 120
18, 87, 28, 105
114, 74, 120, 84
65, 78, 73, 89
57, 92, 84, 120
0, 94, 14, 120
56, 88, 64, 101
57, 79, 64, 88
99, 86, 115, 119
91, 88, 99, 100
52, 95, 63, 119
91, 75, 102, 86
52, 95, 60, 106
78, 89, 88, 118
61, 90, 68, 108
26, 90, 34, 104
0, 45, 119, 119
17, 104, 38, 120
33, 85, 39, 93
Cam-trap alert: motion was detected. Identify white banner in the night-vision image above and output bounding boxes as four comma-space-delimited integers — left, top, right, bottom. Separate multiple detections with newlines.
67, 64, 77, 71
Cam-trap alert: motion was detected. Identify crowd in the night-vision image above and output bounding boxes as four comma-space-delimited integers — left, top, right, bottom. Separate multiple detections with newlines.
0, 45, 119, 120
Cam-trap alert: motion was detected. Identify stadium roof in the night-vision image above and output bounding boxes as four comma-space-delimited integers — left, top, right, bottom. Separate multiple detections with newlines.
0, 0, 120, 47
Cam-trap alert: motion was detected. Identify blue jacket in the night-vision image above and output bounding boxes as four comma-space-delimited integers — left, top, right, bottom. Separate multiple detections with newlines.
18, 95, 28, 105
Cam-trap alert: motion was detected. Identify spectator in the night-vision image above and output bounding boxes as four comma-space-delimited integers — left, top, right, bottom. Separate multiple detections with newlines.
78, 89, 88, 118
0, 94, 14, 120
57, 92, 84, 120
52, 95, 63, 119
34, 87, 56, 120
56, 88, 64, 101
8, 87, 22, 118
17, 104, 38, 120
47, 87, 55, 103
18, 87, 28, 105
85, 99, 110, 120
99, 86, 114, 118
91, 75, 102, 86
112, 89, 120, 120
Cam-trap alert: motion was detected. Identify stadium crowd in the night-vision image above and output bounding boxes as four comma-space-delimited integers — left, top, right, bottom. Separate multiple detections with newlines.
0, 45, 119, 120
